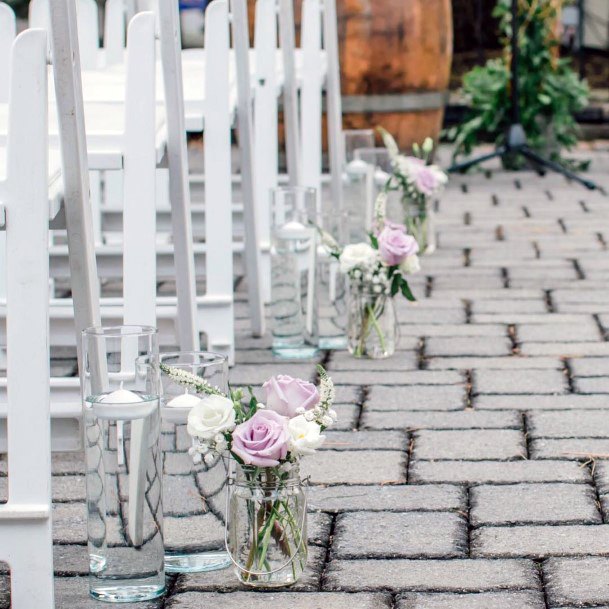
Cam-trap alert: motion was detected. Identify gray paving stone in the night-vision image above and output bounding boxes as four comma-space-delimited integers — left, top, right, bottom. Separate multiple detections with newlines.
528, 410, 609, 438
472, 300, 547, 314
531, 438, 609, 459
330, 351, 418, 371
51, 475, 86, 502
53, 502, 123, 545
164, 475, 207, 515
395, 308, 467, 324
327, 403, 359, 431
470, 483, 600, 526
472, 525, 609, 558
475, 394, 609, 410
362, 410, 522, 431
569, 357, 609, 376
544, 557, 609, 606
593, 462, 609, 495
166, 592, 391, 609
0, 576, 8, 609
308, 484, 465, 513
427, 356, 562, 370
472, 313, 590, 325
518, 322, 601, 342
230, 363, 317, 386
367, 385, 466, 412
51, 452, 86, 475
425, 337, 512, 357
474, 369, 567, 394
575, 376, 609, 393
398, 323, 507, 337
409, 460, 590, 484
396, 591, 546, 609
324, 558, 540, 592
330, 370, 463, 386
521, 342, 609, 357
303, 450, 407, 485
333, 512, 467, 559
413, 430, 526, 460
322, 431, 407, 451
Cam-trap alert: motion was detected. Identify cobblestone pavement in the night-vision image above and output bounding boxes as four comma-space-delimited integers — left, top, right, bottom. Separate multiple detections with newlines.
4, 152, 609, 608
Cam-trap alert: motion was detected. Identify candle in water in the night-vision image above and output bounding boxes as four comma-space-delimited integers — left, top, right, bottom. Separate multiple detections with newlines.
166, 391, 200, 409
100, 382, 143, 404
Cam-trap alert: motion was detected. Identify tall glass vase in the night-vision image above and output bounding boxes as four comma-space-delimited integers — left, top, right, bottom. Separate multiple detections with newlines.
226, 462, 308, 587
347, 286, 399, 359
82, 326, 165, 603
307, 204, 351, 350
270, 187, 318, 359
403, 196, 436, 255
157, 351, 231, 573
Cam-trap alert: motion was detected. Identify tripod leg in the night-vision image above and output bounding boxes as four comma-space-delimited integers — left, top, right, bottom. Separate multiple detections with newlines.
521, 147, 599, 191
448, 148, 506, 174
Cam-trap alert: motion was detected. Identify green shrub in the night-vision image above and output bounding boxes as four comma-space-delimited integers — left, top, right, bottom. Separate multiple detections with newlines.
447, 0, 589, 168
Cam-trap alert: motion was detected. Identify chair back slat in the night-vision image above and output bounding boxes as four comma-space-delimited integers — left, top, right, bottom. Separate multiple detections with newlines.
0, 28, 55, 609
0, 2, 16, 102
157, 0, 200, 351
231, 0, 265, 336
300, 0, 323, 209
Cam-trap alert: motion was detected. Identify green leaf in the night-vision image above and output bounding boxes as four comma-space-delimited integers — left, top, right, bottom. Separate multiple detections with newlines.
400, 280, 416, 302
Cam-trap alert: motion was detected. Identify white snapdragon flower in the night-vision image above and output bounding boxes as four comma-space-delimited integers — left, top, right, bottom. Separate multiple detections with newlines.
187, 394, 236, 440
400, 254, 421, 275
288, 415, 326, 455
339, 243, 377, 274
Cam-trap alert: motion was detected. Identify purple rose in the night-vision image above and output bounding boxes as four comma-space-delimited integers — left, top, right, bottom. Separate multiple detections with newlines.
231, 410, 290, 467
378, 224, 419, 266
414, 165, 441, 196
263, 375, 320, 418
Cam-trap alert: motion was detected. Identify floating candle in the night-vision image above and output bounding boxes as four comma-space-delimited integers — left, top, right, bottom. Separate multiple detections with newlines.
166, 391, 200, 409
99, 383, 143, 404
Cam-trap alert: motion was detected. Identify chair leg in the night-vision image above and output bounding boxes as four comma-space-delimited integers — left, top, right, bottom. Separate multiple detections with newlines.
5, 524, 55, 609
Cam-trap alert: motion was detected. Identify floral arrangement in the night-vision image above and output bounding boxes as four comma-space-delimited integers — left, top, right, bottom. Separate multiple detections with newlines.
158, 363, 336, 466
378, 127, 448, 253
318, 195, 420, 358
159, 362, 336, 584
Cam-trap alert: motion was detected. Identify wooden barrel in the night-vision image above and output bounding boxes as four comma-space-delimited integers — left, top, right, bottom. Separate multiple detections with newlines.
338, 0, 453, 150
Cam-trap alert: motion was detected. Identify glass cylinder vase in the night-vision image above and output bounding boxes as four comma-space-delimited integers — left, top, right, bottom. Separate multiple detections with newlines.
226, 462, 308, 587
270, 187, 318, 359
81, 326, 165, 603
403, 196, 437, 255
157, 351, 231, 573
347, 285, 399, 359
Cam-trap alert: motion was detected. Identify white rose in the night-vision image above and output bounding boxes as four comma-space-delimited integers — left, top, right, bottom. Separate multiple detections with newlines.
339, 243, 377, 274
287, 415, 325, 456
187, 394, 236, 440
400, 254, 421, 275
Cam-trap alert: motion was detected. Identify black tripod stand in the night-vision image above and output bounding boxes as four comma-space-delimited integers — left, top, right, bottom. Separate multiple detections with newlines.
448, 0, 599, 191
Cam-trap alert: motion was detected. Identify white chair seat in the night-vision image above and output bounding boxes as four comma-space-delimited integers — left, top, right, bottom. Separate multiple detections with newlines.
0, 102, 167, 170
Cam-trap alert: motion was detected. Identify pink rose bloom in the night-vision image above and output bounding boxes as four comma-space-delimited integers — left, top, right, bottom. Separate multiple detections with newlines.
378, 224, 419, 266
263, 375, 320, 418
414, 165, 441, 196
231, 410, 290, 467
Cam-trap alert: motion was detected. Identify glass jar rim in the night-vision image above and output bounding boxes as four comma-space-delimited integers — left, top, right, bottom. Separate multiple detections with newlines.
82, 325, 157, 338
158, 351, 227, 365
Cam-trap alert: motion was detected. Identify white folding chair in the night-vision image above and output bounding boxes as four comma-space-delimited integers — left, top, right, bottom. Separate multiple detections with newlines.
0, 2, 15, 103
30, 0, 101, 69
0, 27, 54, 609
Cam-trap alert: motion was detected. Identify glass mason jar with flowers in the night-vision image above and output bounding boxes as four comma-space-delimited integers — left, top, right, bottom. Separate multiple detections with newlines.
318, 193, 421, 359
378, 128, 447, 255
159, 363, 337, 587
